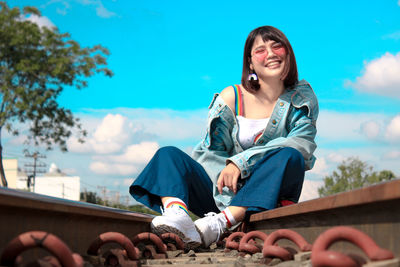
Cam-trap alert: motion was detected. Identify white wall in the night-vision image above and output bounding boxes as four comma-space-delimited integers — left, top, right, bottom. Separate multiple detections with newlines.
34, 176, 80, 201
3, 158, 18, 188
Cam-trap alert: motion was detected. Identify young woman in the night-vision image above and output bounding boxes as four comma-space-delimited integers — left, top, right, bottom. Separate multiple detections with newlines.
130, 26, 318, 249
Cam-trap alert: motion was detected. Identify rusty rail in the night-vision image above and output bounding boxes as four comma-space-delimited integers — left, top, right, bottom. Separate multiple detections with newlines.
0, 187, 152, 256
248, 179, 400, 258
1, 179, 400, 265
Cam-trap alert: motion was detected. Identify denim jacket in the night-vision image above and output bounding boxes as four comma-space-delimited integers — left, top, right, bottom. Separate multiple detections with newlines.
191, 79, 319, 210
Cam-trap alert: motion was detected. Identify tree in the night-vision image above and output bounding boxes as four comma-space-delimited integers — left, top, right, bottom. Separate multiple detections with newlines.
0, 2, 113, 186
318, 157, 396, 197
80, 191, 104, 205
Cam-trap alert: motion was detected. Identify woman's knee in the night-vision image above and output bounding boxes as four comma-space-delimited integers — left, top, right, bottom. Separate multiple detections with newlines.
156, 146, 182, 157
278, 147, 305, 169
154, 146, 191, 165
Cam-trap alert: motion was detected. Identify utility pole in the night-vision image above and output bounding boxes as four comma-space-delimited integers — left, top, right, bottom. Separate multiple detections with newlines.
24, 151, 46, 192
115, 191, 120, 205
97, 186, 108, 205
83, 188, 87, 202
110, 190, 120, 205
122, 195, 130, 207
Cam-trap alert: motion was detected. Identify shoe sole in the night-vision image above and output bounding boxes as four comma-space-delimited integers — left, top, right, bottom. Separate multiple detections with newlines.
195, 225, 207, 248
151, 223, 202, 250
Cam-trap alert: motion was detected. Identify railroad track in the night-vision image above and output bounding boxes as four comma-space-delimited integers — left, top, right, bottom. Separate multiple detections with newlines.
1, 179, 399, 266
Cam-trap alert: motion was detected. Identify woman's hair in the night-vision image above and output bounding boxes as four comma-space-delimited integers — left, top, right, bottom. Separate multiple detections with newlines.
241, 26, 298, 91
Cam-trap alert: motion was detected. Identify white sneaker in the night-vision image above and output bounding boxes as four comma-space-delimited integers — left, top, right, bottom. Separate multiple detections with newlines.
194, 212, 227, 248
151, 205, 201, 249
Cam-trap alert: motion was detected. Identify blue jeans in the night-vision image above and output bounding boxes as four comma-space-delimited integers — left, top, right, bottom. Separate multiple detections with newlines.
129, 146, 304, 217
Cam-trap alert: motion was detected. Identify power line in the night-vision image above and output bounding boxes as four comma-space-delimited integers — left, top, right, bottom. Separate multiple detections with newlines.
80, 180, 98, 190
24, 151, 46, 192
97, 186, 108, 203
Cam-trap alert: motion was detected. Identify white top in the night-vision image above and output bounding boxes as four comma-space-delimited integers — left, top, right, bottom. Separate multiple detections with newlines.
236, 115, 270, 150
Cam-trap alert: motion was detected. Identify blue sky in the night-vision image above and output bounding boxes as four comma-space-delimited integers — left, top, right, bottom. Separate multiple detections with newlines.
4, 0, 400, 203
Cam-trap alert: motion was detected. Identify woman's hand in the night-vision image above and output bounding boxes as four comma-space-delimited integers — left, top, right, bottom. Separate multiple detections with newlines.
217, 163, 241, 194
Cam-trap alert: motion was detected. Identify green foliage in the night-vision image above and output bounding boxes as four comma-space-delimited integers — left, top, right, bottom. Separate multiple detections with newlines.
79, 191, 200, 220
318, 157, 396, 197
0, 2, 113, 151
126, 205, 160, 216
80, 191, 104, 205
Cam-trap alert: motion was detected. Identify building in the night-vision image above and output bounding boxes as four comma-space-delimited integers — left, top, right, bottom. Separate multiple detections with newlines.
3, 159, 80, 201
3, 158, 18, 189
33, 163, 80, 201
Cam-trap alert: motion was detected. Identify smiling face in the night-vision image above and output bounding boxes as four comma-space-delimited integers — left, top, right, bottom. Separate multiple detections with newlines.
241, 26, 298, 91
250, 35, 287, 81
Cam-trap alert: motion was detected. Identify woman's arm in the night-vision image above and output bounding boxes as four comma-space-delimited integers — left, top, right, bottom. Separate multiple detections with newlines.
227, 106, 317, 179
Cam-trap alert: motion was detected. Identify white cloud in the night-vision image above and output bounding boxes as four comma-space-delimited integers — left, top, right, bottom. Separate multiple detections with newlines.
317, 111, 400, 144
123, 108, 206, 141
308, 157, 329, 176
80, 108, 207, 142
24, 15, 56, 29
361, 121, 381, 140
90, 161, 138, 176
78, 0, 116, 18
67, 136, 94, 153
326, 152, 346, 164
96, 3, 116, 18
123, 178, 133, 186
385, 115, 400, 142
68, 114, 134, 154
107, 142, 159, 164
57, 2, 70, 15
66, 109, 206, 177
346, 52, 400, 98
383, 150, 400, 160
90, 141, 159, 176
41, 0, 70, 15
94, 114, 127, 142
317, 111, 362, 140
299, 179, 324, 202
317, 110, 386, 141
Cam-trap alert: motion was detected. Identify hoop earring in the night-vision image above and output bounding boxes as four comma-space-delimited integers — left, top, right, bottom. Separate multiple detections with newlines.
248, 72, 258, 81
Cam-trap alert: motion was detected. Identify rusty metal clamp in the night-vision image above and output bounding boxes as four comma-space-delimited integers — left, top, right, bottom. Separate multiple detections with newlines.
160, 233, 185, 251
238, 231, 268, 254
262, 229, 312, 261
311, 226, 394, 267
87, 231, 139, 261
0, 231, 83, 267
132, 232, 167, 259
225, 232, 245, 250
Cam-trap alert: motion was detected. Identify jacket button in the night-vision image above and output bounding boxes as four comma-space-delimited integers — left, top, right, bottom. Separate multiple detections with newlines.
279, 102, 284, 106
272, 119, 277, 124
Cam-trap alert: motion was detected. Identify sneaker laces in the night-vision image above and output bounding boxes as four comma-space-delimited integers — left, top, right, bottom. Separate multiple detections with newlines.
202, 212, 226, 242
